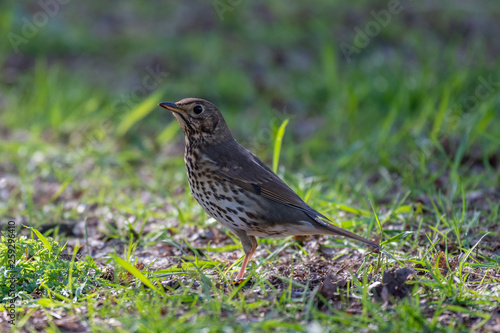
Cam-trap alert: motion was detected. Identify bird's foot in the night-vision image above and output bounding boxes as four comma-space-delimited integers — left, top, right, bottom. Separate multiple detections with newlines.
232, 278, 245, 285
230, 277, 255, 287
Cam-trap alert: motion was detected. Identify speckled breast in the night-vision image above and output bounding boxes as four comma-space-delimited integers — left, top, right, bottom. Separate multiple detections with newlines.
183, 146, 317, 238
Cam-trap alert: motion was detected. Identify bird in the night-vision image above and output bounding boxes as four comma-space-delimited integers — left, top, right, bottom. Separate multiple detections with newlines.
158, 98, 379, 280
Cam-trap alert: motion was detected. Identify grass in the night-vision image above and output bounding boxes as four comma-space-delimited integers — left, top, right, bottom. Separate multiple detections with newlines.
1, 0, 500, 332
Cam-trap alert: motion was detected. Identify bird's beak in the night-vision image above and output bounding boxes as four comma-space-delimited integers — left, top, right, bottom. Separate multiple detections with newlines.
158, 102, 187, 114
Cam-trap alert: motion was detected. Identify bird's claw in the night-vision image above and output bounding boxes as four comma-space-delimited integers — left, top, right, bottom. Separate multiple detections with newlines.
232, 278, 246, 285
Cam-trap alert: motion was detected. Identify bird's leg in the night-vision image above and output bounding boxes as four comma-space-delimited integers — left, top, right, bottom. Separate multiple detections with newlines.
233, 231, 257, 281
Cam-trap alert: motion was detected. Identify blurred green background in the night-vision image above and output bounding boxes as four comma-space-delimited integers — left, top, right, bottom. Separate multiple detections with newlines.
1, 0, 499, 221
1, 1, 500, 331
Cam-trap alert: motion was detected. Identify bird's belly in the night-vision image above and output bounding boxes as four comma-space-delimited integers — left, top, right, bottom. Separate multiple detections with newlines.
187, 171, 317, 238
188, 174, 251, 231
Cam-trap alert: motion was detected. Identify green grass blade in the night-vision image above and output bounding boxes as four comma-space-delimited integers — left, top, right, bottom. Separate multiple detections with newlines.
272, 119, 289, 173
111, 254, 166, 296
116, 88, 166, 137
156, 119, 181, 144
431, 89, 450, 141
26, 226, 52, 258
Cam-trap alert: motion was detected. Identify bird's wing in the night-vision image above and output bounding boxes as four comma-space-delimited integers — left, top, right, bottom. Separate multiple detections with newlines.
202, 139, 380, 249
202, 139, 329, 221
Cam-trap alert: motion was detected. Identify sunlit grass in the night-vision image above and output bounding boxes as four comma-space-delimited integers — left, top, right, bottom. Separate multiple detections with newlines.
1, 0, 499, 331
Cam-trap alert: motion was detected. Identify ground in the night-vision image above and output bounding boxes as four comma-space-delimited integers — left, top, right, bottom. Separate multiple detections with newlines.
1, 0, 500, 332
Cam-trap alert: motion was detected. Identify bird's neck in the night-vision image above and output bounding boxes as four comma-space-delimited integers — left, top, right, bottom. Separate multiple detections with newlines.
184, 134, 203, 148
184, 135, 205, 162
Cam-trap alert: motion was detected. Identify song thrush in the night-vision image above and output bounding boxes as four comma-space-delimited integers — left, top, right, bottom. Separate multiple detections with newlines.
159, 98, 379, 280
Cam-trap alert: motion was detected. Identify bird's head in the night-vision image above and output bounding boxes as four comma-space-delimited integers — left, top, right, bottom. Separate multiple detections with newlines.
158, 98, 232, 144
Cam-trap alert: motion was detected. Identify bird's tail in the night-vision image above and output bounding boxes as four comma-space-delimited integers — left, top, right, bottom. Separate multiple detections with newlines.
314, 217, 380, 250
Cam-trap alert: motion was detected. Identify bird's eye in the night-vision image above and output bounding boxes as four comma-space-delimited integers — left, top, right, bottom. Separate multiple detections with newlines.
193, 105, 203, 114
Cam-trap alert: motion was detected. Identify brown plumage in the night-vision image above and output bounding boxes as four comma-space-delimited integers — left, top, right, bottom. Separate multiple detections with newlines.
159, 98, 379, 280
